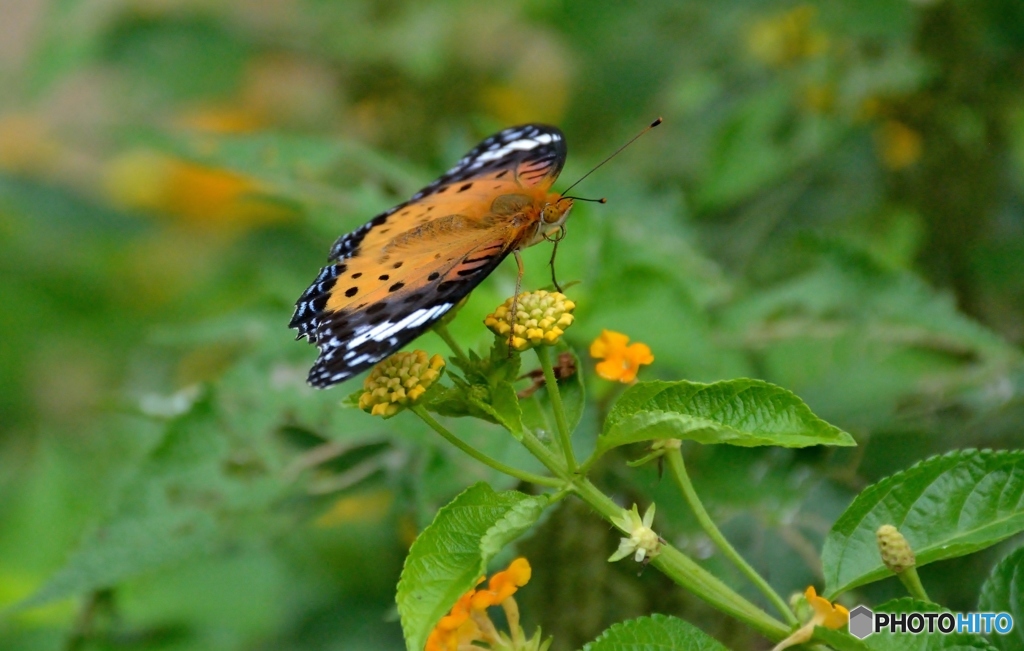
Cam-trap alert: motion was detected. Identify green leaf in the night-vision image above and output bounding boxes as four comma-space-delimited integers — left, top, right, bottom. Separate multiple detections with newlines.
978, 545, 1024, 651
813, 627, 872, 651
861, 598, 998, 651
599, 379, 855, 452
487, 381, 525, 440
581, 613, 730, 651
396, 483, 548, 651
823, 450, 1024, 597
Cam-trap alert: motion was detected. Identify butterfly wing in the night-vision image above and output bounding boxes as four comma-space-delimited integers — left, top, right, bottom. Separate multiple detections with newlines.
290, 124, 567, 387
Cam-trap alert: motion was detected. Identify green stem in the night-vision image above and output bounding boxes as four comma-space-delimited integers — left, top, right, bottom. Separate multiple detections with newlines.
666, 450, 798, 625
535, 346, 577, 473
519, 427, 570, 481
571, 478, 790, 641
411, 406, 562, 488
433, 323, 470, 367
897, 566, 931, 603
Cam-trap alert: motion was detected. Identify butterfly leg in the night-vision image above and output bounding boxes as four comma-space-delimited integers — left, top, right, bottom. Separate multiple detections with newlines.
507, 249, 526, 357
544, 226, 566, 292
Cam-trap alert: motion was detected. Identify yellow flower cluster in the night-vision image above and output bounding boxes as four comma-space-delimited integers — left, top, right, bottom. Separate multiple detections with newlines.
747, 5, 828, 68
357, 351, 444, 417
426, 558, 534, 651
485, 290, 575, 352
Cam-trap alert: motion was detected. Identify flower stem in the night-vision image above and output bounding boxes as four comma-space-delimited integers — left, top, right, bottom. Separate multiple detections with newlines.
571, 477, 790, 641
535, 346, 577, 473
666, 450, 799, 625
897, 566, 931, 603
433, 322, 471, 367
411, 406, 562, 488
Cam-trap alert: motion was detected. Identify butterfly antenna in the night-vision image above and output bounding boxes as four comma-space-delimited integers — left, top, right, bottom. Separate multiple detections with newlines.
562, 196, 607, 203
559, 117, 662, 196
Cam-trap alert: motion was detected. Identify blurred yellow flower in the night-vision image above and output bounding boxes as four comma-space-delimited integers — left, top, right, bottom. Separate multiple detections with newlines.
772, 586, 849, 651
875, 120, 922, 170
104, 149, 288, 229
176, 107, 266, 134
747, 5, 828, 68
358, 351, 445, 418
800, 82, 836, 115
589, 330, 653, 383
314, 490, 394, 528
0, 114, 61, 176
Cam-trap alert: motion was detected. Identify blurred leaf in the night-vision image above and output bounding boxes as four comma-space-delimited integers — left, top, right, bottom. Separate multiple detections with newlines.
581, 613, 729, 651
861, 598, 998, 651
978, 545, 1024, 651
12, 393, 286, 612
396, 483, 547, 651
599, 379, 855, 452
823, 450, 1024, 597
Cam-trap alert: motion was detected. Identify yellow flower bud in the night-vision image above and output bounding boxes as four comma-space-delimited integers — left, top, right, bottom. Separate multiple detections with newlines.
877, 524, 916, 574
358, 351, 445, 418
484, 290, 576, 351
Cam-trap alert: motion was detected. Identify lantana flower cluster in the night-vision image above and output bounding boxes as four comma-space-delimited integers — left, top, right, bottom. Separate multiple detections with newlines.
426, 558, 548, 651
485, 290, 575, 351
358, 351, 444, 417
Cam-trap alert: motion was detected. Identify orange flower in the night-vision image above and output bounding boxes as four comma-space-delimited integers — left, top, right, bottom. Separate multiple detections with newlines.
805, 586, 849, 630
470, 557, 532, 609
590, 330, 654, 383
771, 586, 849, 651
426, 558, 537, 651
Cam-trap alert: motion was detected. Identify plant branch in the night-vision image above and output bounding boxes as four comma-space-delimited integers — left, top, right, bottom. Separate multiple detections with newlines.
666, 450, 798, 625
897, 566, 931, 603
433, 323, 471, 367
570, 477, 791, 641
411, 406, 561, 487
535, 346, 577, 473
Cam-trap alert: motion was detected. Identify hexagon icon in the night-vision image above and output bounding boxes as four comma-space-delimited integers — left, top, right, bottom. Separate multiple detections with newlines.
849, 605, 874, 639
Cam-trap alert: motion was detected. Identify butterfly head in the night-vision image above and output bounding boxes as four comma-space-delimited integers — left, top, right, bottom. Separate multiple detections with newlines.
540, 194, 573, 230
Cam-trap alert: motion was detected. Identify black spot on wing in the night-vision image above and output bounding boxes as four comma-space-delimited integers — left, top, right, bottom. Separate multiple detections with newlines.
303, 241, 515, 388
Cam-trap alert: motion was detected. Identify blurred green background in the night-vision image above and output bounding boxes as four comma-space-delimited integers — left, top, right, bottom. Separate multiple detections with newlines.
1, 1, 1023, 649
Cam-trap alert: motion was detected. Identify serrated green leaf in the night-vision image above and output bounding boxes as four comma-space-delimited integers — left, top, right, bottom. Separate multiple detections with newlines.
861, 598, 998, 651
599, 379, 854, 452
823, 450, 1024, 597
480, 495, 548, 561
581, 613, 730, 651
396, 483, 547, 651
487, 381, 524, 439
978, 545, 1024, 651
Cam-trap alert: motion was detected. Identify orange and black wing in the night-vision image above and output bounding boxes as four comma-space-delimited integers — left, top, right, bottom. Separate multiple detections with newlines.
290, 124, 567, 387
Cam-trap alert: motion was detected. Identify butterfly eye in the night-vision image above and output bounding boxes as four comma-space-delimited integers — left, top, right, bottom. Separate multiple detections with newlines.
542, 204, 561, 224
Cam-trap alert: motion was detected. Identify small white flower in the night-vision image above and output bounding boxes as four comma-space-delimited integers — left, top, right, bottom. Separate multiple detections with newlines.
608, 503, 662, 563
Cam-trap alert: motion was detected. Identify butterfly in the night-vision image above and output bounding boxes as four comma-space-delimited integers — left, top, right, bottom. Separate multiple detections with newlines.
290, 124, 574, 388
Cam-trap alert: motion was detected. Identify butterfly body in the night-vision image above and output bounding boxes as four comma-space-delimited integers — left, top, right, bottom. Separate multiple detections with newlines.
291, 124, 572, 388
